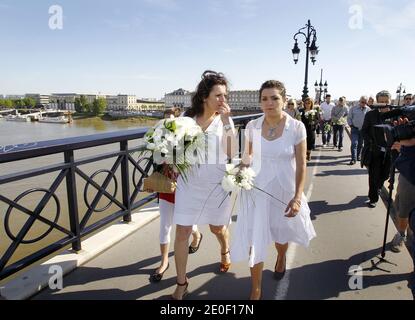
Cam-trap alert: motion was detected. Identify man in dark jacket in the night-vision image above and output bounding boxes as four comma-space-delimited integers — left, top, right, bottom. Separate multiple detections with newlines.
361, 90, 392, 208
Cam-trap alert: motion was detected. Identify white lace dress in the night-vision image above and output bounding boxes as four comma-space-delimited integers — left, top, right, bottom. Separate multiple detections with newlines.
231, 114, 316, 267
173, 115, 235, 226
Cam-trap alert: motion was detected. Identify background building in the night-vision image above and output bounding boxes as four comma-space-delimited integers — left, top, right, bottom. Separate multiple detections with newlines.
136, 99, 164, 111
106, 94, 138, 111
5, 95, 25, 100
25, 94, 50, 107
228, 90, 260, 110
50, 93, 78, 110
164, 89, 192, 109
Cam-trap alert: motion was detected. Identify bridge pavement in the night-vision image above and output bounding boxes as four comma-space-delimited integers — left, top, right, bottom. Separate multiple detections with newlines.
33, 133, 414, 300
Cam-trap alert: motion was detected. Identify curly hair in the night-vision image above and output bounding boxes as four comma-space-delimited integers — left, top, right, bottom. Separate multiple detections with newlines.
185, 70, 228, 118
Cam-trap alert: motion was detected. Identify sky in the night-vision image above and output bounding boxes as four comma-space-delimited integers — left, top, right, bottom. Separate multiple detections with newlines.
0, 0, 414, 101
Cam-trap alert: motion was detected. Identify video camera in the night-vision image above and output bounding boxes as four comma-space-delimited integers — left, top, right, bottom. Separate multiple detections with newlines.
374, 105, 415, 146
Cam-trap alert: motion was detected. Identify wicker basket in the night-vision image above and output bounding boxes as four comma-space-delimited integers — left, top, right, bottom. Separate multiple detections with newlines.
143, 171, 176, 194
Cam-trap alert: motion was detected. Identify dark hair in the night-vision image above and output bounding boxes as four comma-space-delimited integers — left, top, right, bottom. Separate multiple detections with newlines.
258, 80, 286, 102
185, 70, 228, 118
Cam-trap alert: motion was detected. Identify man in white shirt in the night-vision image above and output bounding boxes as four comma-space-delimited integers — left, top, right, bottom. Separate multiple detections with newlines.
320, 94, 335, 146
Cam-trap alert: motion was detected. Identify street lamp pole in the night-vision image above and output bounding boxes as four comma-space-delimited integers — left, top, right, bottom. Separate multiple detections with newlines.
292, 19, 319, 101
314, 68, 328, 105
396, 83, 406, 106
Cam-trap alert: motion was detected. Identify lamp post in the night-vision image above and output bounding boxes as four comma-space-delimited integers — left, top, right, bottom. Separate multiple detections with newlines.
292, 19, 319, 101
396, 83, 406, 106
314, 68, 328, 105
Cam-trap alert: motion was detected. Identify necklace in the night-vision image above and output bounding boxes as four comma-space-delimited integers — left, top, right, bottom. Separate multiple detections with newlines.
265, 117, 284, 138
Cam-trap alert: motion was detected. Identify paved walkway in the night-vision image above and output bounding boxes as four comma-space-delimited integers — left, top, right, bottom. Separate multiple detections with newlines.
34, 132, 414, 300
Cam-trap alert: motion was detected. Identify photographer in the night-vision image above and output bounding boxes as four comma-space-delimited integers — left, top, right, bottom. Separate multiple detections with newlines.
391, 123, 415, 249
361, 91, 392, 208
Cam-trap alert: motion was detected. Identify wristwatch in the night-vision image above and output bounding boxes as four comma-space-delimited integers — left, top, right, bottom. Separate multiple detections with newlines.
223, 124, 232, 132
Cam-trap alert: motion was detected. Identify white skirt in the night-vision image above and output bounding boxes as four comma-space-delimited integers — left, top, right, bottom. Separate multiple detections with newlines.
231, 178, 316, 267
173, 164, 233, 226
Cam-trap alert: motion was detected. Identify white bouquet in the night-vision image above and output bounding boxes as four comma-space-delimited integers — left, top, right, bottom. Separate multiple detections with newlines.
219, 162, 287, 209
221, 163, 256, 193
143, 116, 205, 192
304, 109, 317, 121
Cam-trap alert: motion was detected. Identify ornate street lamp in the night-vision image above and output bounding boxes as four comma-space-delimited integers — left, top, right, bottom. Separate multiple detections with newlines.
396, 83, 406, 106
292, 19, 319, 101
314, 69, 328, 105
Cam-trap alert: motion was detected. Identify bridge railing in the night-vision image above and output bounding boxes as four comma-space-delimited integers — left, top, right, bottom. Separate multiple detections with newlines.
0, 113, 262, 281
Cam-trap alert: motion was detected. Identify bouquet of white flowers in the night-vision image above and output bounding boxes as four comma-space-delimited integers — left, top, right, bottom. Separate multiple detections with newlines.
304, 109, 318, 121
332, 117, 347, 126
221, 163, 256, 193
143, 116, 205, 193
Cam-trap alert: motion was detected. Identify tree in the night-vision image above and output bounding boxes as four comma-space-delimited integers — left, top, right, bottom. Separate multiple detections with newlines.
92, 98, 107, 115
13, 99, 23, 108
74, 97, 82, 112
3, 99, 13, 108
23, 97, 36, 108
80, 95, 89, 112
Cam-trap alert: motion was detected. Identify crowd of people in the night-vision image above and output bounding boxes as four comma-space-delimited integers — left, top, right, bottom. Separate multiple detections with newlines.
145, 70, 415, 300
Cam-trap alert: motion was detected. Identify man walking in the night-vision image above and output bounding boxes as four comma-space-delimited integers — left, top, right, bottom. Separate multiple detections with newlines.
331, 97, 349, 152
361, 91, 392, 208
320, 94, 335, 147
347, 96, 371, 165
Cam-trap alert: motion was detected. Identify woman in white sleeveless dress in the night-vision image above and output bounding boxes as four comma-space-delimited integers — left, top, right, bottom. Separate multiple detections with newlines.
171, 71, 238, 300
231, 80, 316, 300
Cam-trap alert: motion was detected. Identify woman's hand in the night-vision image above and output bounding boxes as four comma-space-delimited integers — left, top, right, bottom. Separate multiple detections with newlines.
218, 102, 231, 122
285, 198, 301, 218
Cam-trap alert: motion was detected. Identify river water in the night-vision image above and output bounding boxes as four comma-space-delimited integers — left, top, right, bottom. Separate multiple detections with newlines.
0, 117, 158, 278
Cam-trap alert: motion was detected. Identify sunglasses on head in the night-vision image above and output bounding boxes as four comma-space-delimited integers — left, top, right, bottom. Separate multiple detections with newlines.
202, 70, 225, 80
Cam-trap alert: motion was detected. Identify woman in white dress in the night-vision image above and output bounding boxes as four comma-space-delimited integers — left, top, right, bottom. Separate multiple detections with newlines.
231, 80, 316, 300
171, 71, 238, 300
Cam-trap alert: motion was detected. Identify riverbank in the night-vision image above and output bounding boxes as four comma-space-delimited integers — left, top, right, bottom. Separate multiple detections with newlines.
72, 113, 160, 122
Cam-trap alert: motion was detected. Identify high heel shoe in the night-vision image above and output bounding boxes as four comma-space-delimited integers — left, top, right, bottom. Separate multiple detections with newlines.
219, 250, 231, 273
171, 279, 189, 300
150, 263, 169, 283
189, 233, 203, 254
274, 255, 286, 280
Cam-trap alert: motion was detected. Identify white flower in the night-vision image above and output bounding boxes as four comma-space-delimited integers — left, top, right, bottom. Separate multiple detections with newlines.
221, 174, 238, 193
240, 180, 253, 190
146, 143, 156, 150
240, 167, 256, 180
144, 116, 205, 177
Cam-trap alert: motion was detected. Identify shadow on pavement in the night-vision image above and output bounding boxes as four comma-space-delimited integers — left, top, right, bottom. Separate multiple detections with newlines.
278, 246, 412, 300
33, 246, 412, 300
309, 196, 368, 219
315, 169, 367, 177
